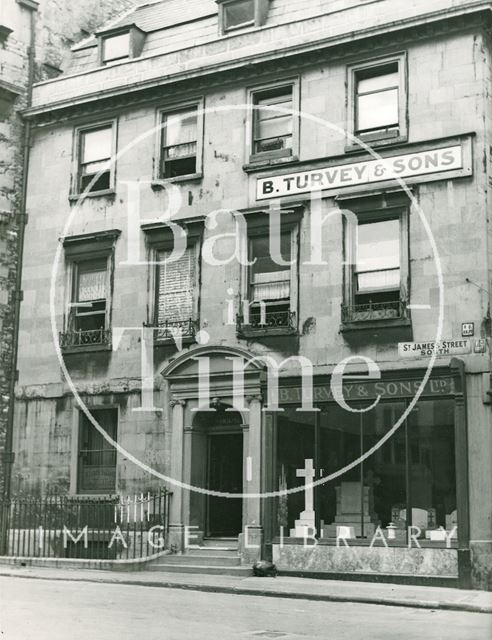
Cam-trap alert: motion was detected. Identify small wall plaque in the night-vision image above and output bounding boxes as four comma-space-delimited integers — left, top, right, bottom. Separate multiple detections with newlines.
462, 322, 474, 337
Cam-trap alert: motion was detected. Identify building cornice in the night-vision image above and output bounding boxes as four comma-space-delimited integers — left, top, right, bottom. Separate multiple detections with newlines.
0, 79, 23, 98
24, 4, 491, 124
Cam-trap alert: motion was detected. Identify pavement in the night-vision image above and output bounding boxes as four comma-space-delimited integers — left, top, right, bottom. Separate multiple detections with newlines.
0, 563, 490, 614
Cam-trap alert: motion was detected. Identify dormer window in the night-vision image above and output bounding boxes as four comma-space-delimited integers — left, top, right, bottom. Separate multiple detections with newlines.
217, 0, 270, 34
97, 24, 146, 66
224, 0, 255, 30
102, 32, 130, 64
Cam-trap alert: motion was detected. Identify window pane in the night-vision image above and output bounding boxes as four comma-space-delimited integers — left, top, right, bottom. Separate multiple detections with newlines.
276, 408, 316, 534
318, 402, 407, 540
356, 88, 399, 132
318, 405, 362, 538
82, 160, 110, 176
408, 400, 456, 534
81, 127, 112, 165
79, 409, 117, 493
224, 0, 255, 29
157, 247, 195, 323
357, 219, 400, 274
362, 402, 407, 535
164, 109, 198, 148
254, 88, 293, 149
77, 263, 107, 302
252, 271, 290, 301
357, 269, 400, 292
357, 71, 399, 95
164, 141, 197, 160
251, 232, 291, 275
256, 114, 293, 141
103, 33, 130, 61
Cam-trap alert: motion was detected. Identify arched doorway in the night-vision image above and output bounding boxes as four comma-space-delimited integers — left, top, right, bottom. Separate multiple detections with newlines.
193, 406, 243, 537
161, 345, 265, 554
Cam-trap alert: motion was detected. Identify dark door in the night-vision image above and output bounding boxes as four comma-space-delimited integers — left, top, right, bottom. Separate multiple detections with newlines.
207, 433, 243, 536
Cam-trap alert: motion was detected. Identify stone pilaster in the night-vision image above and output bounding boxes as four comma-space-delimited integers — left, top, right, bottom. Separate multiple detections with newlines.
168, 396, 186, 552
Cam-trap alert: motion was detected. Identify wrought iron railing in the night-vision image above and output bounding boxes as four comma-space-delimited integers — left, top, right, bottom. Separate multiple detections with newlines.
146, 318, 198, 342
341, 299, 407, 323
0, 489, 172, 561
59, 328, 112, 349
237, 308, 297, 333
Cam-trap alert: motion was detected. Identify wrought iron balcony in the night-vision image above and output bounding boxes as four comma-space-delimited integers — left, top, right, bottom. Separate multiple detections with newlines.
59, 328, 112, 350
341, 299, 408, 324
237, 307, 297, 337
146, 318, 198, 343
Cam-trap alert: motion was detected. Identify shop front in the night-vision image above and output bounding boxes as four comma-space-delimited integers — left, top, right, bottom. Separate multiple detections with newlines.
263, 365, 469, 586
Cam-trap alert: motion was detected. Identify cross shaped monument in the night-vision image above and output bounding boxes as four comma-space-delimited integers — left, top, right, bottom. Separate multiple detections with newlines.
290, 458, 317, 538
296, 458, 315, 512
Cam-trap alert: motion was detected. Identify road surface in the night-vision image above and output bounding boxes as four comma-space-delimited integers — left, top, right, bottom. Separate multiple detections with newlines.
0, 576, 490, 640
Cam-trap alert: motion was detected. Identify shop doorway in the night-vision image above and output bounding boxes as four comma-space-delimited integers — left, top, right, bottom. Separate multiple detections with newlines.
207, 432, 243, 537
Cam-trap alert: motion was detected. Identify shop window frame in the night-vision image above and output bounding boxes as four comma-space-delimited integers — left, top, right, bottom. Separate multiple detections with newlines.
269, 384, 462, 549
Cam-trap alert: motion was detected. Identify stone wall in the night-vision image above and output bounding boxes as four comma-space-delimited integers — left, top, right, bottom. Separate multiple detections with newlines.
0, 0, 140, 495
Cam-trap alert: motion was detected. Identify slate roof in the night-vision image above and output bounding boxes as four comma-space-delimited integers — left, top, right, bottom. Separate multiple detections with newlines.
107, 0, 217, 33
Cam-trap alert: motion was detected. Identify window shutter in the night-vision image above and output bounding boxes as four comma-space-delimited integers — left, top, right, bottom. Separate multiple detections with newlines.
157, 247, 196, 323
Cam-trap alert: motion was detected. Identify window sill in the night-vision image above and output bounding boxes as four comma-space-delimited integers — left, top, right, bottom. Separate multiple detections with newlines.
146, 320, 198, 346
223, 23, 255, 35
61, 343, 113, 355
151, 173, 203, 189
0, 25, 13, 41
237, 326, 298, 339
69, 189, 116, 201
340, 317, 411, 333
345, 134, 408, 154
243, 155, 299, 173
154, 335, 196, 347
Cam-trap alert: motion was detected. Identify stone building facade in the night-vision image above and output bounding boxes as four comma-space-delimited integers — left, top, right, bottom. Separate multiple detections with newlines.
0, 0, 139, 496
11, 0, 492, 589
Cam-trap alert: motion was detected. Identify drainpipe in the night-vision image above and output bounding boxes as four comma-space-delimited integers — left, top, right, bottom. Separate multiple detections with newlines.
1, 1, 38, 513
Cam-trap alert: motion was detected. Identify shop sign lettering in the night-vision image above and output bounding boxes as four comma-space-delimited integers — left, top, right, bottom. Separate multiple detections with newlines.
271, 377, 455, 405
257, 145, 463, 200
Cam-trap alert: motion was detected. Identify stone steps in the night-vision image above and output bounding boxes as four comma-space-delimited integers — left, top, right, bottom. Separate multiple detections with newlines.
201, 537, 238, 548
148, 536, 250, 576
148, 563, 253, 576
187, 546, 239, 557
153, 553, 241, 567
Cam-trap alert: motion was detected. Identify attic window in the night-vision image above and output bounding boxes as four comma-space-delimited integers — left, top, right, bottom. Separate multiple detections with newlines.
102, 32, 130, 63
217, 0, 270, 33
98, 24, 146, 66
224, 0, 255, 30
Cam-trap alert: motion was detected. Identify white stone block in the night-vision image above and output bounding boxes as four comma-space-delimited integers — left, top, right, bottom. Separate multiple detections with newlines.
336, 526, 355, 539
